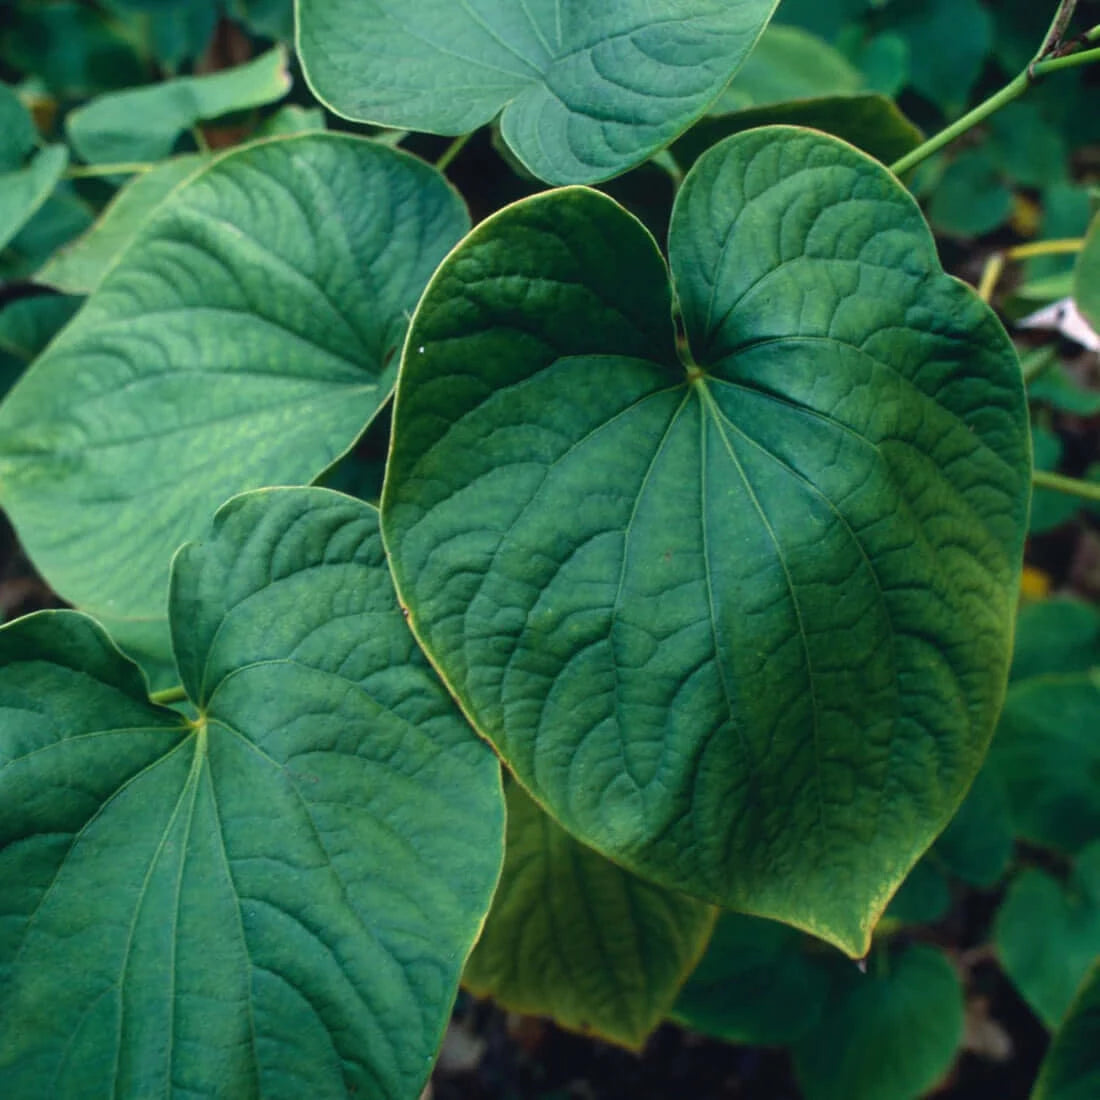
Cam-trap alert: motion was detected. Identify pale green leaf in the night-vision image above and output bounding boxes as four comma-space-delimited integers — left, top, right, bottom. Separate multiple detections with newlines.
66, 47, 291, 164
0, 133, 468, 675
382, 127, 1030, 956
463, 781, 714, 1050
1074, 211, 1100, 332
0, 487, 504, 1098
296, 0, 780, 185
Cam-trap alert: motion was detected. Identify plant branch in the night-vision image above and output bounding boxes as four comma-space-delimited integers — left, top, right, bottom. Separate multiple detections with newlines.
890, 21, 1100, 177
436, 132, 472, 172
1033, 469, 1100, 502
1033, 0, 1079, 70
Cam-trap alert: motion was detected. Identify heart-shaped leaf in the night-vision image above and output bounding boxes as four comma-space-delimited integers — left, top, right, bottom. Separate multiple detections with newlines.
996, 842, 1100, 1029
296, 0, 779, 185
1034, 961, 1100, 1100
382, 126, 1030, 955
989, 673, 1100, 855
791, 943, 963, 1100
0, 487, 504, 1098
0, 133, 468, 678
463, 781, 714, 1050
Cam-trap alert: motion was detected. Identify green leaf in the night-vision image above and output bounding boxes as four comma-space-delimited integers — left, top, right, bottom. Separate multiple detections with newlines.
1026, 185, 1092, 284
66, 47, 291, 165
879, 0, 992, 116
0, 145, 68, 254
0, 294, 81, 396
0, 1, 147, 97
933, 766, 1013, 888
255, 104, 327, 138
296, 0, 780, 185
710, 23, 861, 113
0, 82, 37, 172
843, 32, 910, 97
463, 781, 714, 1050
670, 912, 833, 1045
996, 842, 1100, 1029
1074, 212, 1100, 333
792, 943, 964, 1100
990, 673, 1100, 855
0, 486, 504, 1098
1, 183, 95, 282
882, 858, 950, 926
1033, 961, 1100, 1100
927, 150, 1014, 239
38, 157, 206, 295
773, 0, 867, 41
989, 103, 1068, 190
103, 0, 220, 67
1028, 363, 1100, 417
382, 127, 1030, 956
1030, 427, 1082, 534
1011, 599, 1100, 683
0, 133, 468, 675
672, 93, 921, 169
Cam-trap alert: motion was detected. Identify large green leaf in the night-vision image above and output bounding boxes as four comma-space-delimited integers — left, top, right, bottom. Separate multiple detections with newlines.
38, 156, 206, 295
996, 842, 1100, 1029
66, 47, 291, 165
296, 0, 779, 185
1034, 962, 1100, 1100
382, 126, 1030, 955
670, 912, 833, 1045
791, 943, 964, 1100
0, 487, 504, 1098
989, 673, 1100, 855
0, 133, 468, 676
463, 781, 713, 1050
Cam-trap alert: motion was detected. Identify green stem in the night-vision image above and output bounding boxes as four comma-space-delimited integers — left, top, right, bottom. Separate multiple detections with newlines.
890, 22, 1100, 176
150, 685, 188, 705
1032, 469, 1100, 502
1035, 0, 1079, 64
65, 161, 153, 179
436, 132, 472, 172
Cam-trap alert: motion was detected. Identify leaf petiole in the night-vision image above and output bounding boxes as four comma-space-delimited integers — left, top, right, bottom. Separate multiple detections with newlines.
150, 684, 188, 705
1032, 469, 1100, 503
891, 21, 1100, 177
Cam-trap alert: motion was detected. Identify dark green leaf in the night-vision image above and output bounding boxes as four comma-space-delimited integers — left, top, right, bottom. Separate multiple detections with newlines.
883, 858, 951, 926
1028, 363, 1100, 417
927, 150, 1014, 239
990, 673, 1100, 855
1011, 599, 1100, 683
792, 943, 964, 1100
382, 127, 1030, 956
0, 487, 504, 1098
297, 0, 780, 185
933, 766, 1014, 888
463, 782, 714, 1050
996, 842, 1100, 1029
0, 294, 81, 395
673, 95, 921, 169
0, 145, 68, 254
1030, 427, 1082, 534
0, 134, 468, 675
671, 912, 833, 1045
1033, 961, 1100, 1100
